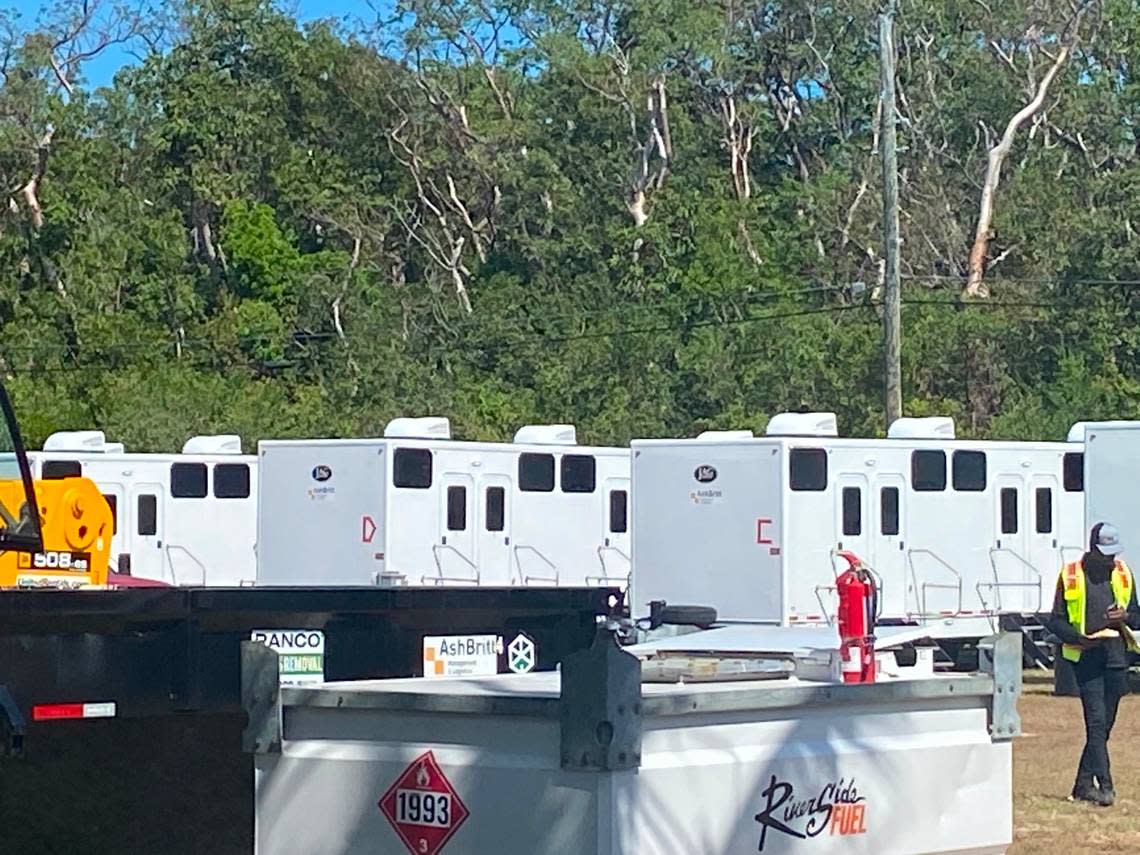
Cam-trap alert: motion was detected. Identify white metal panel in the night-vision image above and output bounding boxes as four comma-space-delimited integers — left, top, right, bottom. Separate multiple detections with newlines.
631, 440, 784, 622
1086, 426, 1140, 562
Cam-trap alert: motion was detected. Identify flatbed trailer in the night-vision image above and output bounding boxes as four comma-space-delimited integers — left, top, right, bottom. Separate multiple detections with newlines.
0, 585, 619, 855
250, 626, 1021, 855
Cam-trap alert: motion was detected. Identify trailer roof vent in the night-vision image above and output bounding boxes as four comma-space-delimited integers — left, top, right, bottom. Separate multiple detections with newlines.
43, 430, 111, 453
764, 412, 839, 438
1066, 420, 1140, 443
887, 417, 956, 440
513, 424, 577, 445
103, 442, 126, 454
383, 417, 452, 440
695, 429, 755, 440
182, 435, 243, 455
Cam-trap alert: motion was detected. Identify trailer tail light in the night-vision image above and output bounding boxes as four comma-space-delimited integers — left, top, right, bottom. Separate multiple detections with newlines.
32, 701, 116, 721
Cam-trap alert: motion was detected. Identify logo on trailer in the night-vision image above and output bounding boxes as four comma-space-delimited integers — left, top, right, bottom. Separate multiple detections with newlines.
507, 633, 536, 674
694, 465, 718, 483
753, 773, 868, 851
311, 465, 332, 482
379, 750, 469, 855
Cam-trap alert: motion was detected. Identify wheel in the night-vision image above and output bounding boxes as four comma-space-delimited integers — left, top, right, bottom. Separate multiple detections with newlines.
657, 604, 718, 628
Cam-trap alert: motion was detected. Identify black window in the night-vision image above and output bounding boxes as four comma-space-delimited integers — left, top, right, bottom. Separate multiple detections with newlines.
43, 460, 82, 480
213, 463, 250, 499
952, 450, 986, 492
842, 487, 862, 536
393, 448, 432, 488
1035, 487, 1053, 534
560, 455, 596, 493
609, 490, 628, 534
447, 486, 466, 531
911, 450, 947, 492
881, 487, 900, 536
1001, 488, 1018, 534
137, 494, 157, 536
519, 453, 555, 492
485, 486, 505, 532
103, 494, 117, 535
1063, 452, 1084, 492
171, 463, 207, 498
789, 448, 827, 491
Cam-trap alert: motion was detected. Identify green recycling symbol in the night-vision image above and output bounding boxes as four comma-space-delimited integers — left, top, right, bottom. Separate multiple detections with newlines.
507, 634, 535, 673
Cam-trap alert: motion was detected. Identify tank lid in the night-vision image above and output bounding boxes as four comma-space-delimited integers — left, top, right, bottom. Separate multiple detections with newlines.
513, 424, 577, 445
182, 435, 243, 455
383, 417, 452, 440
887, 417, 956, 440
43, 430, 112, 453
765, 412, 839, 438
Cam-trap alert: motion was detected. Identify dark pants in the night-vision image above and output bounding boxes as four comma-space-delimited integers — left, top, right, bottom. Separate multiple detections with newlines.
1074, 655, 1130, 791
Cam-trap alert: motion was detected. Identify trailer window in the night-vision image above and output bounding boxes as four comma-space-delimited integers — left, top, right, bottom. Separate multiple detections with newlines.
519, 453, 555, 492
485, 486, 505, 532
447, 486, 467, 531
137, 494, 157, 536
103, 494, 117, 535
393, 448, 432, 489
842, 487, 862, 536
952, 450, 986, 492
789, 448, 827, 491
42, 459, 82, 479
1001, 488, 1018, 534
1035, 487, 1053, 534
560, 454, 596, 493
213, 463, 250, 499
609, 490, 628, 533
170, 463, 207, 498
1063, 452, 1084, 492
911, 450, 946, 492
880, 487, 899, 535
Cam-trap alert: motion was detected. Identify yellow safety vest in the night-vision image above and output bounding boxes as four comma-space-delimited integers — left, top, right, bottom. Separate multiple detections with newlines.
1060, 559, 1140, 662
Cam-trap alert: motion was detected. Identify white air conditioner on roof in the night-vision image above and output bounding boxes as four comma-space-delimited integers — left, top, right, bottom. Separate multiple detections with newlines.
764, 412, 839, 438
887, 417, 955, 440
43, 430, 109, 453
383, 417, 452, 440
513, 425, 577, 445
182, 435, 243, 455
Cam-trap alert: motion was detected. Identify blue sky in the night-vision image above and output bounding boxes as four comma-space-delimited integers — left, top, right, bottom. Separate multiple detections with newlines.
8, 0, 377, 89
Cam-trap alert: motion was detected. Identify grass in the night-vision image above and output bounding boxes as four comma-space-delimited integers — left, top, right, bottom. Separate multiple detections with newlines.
1013, 673, 1140, 853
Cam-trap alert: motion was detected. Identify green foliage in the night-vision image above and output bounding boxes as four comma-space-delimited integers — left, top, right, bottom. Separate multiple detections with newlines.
1, 0, 1139, 450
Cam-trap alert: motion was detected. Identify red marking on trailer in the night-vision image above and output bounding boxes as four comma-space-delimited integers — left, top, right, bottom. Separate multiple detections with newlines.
756, 518, 773, 544
362, 515, 377, 543
33, 701, 116, 721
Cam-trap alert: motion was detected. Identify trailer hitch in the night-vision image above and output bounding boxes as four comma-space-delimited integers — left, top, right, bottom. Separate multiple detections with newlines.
0, 685, 25, 759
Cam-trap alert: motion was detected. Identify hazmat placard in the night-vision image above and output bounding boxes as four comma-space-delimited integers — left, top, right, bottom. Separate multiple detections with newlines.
378, 750, 469, 855
250, 629, 326, 687
422, 635, 502, 678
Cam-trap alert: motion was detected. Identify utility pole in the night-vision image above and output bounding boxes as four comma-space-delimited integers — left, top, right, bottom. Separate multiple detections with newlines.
879, 0, 902, 427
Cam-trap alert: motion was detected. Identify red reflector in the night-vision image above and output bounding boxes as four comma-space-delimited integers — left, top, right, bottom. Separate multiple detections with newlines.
33, 702, 116, 721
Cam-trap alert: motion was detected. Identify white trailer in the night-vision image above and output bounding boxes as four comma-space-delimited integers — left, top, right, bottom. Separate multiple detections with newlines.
256, 418, 631, 587
27, 430, 258, 586
1084, 421, 1140, 545
247, 627, 1020, 855
631, 413, 1085, 626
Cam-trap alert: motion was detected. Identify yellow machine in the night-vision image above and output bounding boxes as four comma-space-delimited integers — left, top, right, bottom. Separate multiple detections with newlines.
0, 385, 113, 588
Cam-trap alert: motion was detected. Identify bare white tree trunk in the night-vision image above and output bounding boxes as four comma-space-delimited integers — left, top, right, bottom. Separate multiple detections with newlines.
964, 45, 1071, 297
627, 75, 673, 227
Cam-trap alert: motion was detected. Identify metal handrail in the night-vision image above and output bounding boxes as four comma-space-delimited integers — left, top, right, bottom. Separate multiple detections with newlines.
983, 547, 1044, 613
512, 544, 559, 586
426, 543, 480, 586
164, 543, 208, 586
588, 545, 631, 587
905, 548, 963, 619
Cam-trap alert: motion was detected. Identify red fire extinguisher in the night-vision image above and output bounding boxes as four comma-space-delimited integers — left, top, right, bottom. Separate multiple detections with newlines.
835, 551, 878, 683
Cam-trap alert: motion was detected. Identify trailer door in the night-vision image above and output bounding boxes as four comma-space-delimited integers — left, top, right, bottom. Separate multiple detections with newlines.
1027, 473, 1060, 613
600, 476, 631, 586
477, 475, 511, 585
438, 473, 477, 583
991, 474, 1028, 613
129, 482, 166, 582
871, 473, 907, 619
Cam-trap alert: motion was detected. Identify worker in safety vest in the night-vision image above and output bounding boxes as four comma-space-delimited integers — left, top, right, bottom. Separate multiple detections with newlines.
1045, 522, 1140, 807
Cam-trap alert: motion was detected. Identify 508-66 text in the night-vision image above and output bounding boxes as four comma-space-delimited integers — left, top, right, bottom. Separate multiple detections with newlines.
17, 551, 90, 572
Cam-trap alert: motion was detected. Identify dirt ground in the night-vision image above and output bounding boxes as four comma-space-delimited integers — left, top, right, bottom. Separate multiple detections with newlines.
1013, 673, 1140, 854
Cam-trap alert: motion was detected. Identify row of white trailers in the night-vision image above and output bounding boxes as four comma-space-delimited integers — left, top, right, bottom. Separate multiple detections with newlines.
27, 414, 1140, 627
